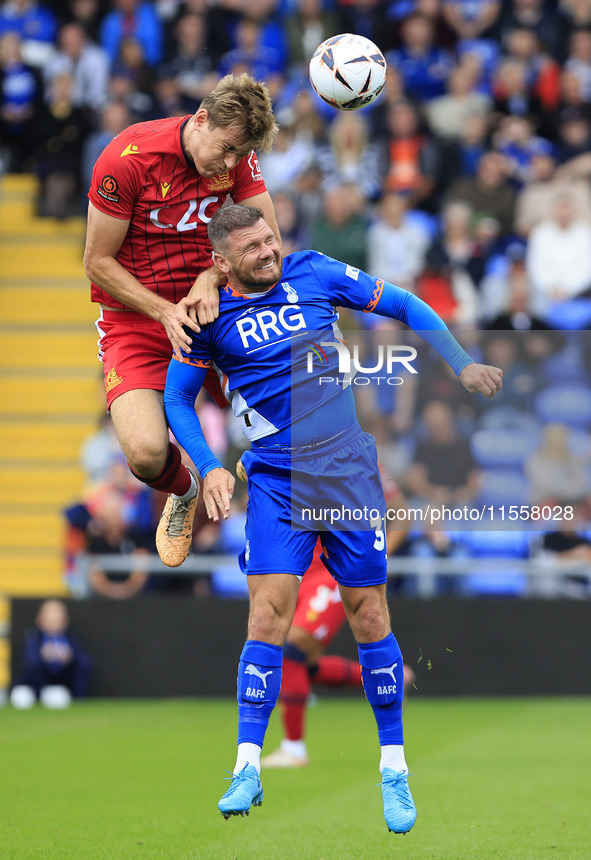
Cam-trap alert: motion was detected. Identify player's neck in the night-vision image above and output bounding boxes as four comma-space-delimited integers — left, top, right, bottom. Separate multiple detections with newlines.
228, 279, 276, 297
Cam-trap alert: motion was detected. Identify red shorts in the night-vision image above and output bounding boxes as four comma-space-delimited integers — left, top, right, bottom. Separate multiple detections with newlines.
96, 309, 227, 410
292, 543, 347, 647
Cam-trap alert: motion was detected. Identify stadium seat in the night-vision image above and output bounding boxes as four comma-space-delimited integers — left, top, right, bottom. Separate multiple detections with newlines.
477, 406, 540, 435
534, 386, 591, 429
477, 469, 530, 507
470, 429, 538, 469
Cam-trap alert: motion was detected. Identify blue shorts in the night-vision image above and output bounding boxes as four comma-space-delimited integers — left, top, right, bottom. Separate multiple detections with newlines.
238, 424, 387, 588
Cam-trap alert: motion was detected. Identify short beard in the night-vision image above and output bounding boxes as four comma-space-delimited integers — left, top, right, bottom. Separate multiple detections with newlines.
239, 259, 283, 289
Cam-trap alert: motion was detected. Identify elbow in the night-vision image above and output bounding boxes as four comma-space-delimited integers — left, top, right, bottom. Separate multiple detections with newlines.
83, 249, 98, 283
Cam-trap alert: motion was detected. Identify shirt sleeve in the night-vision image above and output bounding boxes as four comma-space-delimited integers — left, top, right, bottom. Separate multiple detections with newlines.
307, 252, 474, 376
230, 151, 268, 202
163, 358, 223, 478
87, 131, 144, 219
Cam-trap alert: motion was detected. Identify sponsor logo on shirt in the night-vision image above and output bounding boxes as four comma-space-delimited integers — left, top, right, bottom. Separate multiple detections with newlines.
120, 143, 140, 157
97, 175, 120, 204
160, 181, 171, 198
105, 367, 123, 392
248, 151, 263, 182
235, 304, 307, 349
207, 172, 232, 191
346, 265, 359, 281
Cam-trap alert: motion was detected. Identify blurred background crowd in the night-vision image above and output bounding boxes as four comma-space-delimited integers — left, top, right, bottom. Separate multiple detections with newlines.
3, 0, 591, 600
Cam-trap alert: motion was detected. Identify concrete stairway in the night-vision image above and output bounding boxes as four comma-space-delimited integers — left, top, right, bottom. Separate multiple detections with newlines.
0, 174, 100, 597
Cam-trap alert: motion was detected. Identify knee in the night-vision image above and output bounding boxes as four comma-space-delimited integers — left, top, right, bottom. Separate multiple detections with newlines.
125, 438, 168, 478
346, 596, 390, 644
248, 600, 293, 646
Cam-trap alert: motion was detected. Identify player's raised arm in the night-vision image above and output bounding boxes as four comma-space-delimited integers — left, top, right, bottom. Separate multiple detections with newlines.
312, 254, 503, 398
163, 358, 235, 521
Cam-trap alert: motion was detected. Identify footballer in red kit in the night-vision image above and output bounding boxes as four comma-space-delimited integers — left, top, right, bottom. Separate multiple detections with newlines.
83, 74, 279, 567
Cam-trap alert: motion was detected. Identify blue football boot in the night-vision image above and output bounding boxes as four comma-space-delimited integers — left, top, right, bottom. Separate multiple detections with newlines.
380, 768, 417, 833
218, 764, 263, 819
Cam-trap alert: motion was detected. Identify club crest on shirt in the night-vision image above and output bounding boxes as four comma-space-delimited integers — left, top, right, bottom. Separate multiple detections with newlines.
105, 367, 123, 392
97, 175, 120, 203
207, 172, 232, 191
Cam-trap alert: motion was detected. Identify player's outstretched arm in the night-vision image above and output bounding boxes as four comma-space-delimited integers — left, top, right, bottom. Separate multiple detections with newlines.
459, 363, 503, 399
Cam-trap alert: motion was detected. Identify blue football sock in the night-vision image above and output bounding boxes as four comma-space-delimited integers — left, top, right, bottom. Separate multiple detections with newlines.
237, 640, 283, 747
358, 633, 405, 746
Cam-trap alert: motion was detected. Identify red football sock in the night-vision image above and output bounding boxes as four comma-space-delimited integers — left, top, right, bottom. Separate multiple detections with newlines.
129, 442, 192, 496
279, 657, 311, 742
309, 655, 362, 688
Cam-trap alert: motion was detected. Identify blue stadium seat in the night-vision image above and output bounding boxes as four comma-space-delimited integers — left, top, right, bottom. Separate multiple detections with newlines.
477, 469, 530, 506
534, 385, 591, 429
477, 406, 540, 435
470, 429, 538, 469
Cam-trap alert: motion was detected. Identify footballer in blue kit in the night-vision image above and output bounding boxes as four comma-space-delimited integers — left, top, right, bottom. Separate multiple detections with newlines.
163, 205, 503, 833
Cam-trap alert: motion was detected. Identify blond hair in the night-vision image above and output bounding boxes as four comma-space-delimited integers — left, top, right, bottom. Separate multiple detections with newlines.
200, 74, 278, 154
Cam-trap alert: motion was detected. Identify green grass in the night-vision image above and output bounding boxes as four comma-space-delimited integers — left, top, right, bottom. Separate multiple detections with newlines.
1, 697, 590, 859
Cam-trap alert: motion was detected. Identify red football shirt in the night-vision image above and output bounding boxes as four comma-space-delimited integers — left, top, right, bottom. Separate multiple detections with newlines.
88, 116, 268, 308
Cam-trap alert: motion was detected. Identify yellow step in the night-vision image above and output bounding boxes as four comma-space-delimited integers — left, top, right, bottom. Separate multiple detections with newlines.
0, 555, 67, 596
0, 377, 100, 417
0, 468, 85, 506
0, 597, 9, 626
0, 422, 96, 461
0, 332, 98, 371
1, 243, 85, 279
0, 512, 65, 549
0, 174, 39, 196
0, 638, 9, 689
0, 286, 95, 324
0, 204, 86, 238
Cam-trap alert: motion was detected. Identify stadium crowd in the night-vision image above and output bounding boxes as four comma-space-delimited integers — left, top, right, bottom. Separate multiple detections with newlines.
4, 0, 590, 597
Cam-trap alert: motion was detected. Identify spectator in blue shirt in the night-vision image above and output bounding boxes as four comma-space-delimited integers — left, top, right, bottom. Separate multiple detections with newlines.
0, 30, 41, 170
388, 13, 454, 101
100, 0, 163, 67
0, 0, 57, 68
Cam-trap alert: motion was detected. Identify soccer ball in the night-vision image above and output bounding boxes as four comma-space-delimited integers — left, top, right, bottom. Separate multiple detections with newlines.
309, 33, 387, 111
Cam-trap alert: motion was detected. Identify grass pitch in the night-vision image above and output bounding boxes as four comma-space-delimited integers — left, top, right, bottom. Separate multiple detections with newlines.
1, 697, 590, 860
